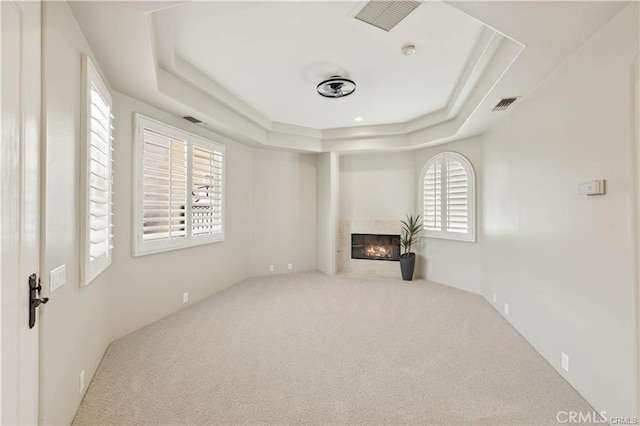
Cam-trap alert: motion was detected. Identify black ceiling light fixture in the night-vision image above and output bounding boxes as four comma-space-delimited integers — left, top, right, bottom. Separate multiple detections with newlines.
317, 76, 356, 98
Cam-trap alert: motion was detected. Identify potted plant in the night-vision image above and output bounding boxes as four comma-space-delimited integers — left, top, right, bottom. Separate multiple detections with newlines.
399, 214, 422, 281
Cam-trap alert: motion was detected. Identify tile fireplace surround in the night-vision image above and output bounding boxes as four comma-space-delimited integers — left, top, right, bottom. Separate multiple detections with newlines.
338, 220, 421, 279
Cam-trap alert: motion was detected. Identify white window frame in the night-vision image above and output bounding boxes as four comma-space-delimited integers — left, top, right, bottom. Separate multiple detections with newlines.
420, 151, 476, 243
133, 114, 225, 257
80, 55, 113, 285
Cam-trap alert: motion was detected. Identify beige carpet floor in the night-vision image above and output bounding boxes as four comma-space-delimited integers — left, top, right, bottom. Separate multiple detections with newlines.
73, 272, 594, 425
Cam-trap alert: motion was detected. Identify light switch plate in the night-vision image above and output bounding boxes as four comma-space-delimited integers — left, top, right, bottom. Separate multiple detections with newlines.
50, 264, 66, 293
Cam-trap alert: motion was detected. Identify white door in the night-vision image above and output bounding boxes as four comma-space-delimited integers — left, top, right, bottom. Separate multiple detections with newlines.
1, 1, 42, 424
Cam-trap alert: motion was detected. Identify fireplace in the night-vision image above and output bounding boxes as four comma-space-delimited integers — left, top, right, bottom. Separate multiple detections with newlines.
351, 233, 400, 261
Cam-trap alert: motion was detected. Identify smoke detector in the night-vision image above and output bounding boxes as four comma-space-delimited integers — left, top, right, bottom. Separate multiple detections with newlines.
317, 76, 356, 98
401, 43, 416, 56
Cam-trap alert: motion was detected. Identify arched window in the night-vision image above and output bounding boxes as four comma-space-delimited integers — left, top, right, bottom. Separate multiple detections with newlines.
420, 152, 476, 242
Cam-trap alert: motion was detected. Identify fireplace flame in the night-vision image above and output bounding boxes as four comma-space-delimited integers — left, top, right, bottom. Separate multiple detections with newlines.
365, 244, 390, 258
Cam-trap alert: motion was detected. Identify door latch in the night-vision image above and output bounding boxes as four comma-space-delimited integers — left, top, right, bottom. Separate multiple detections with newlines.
29, 273, 48, 329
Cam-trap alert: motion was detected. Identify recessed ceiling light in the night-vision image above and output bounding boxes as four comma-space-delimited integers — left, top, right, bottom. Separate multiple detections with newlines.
355, 117, 363, 122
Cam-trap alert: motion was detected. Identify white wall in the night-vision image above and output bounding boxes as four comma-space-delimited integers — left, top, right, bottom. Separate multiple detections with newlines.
317, 152, 338, 275
415, 137, 483, 294
108, 93, 254, 340
40, 3, 113, 424
482, 3, 639, 417
339, 152, 416, 221
250, 149, 317, 276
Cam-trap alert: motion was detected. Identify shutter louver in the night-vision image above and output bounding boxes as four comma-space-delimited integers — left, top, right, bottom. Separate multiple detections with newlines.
423, 161, 442, 231
141, 129, 188, 242
191, 143, 224, 237
88, 85, 112, 261
446, 158, 469, 233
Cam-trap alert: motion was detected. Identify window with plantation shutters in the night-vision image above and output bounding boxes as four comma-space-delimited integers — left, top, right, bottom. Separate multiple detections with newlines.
420, 152, 475, 242
134, 115, 225, 256
81, 56, 114, 285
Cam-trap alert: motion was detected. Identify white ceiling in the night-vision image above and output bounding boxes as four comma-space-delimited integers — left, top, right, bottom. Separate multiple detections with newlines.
157, 1, 484, 129
68, 1, 629, 152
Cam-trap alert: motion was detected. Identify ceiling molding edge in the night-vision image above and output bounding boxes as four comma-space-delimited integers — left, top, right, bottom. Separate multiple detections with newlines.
147, 7, 523, 153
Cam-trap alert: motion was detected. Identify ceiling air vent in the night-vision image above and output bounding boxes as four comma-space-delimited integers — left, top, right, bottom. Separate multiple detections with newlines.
354, 0, 421, 32
492, 97, 519, 112
183, 116, 203, 124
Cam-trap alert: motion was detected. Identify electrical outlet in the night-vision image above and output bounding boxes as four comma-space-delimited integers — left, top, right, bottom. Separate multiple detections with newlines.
269, 265, 274, 272
50, 264, 66, 293
287, 263, 293, 271
79, 370, 85, 394
504, 303, 509, 315
492, 293, 497, 303
182, 292, 189, 303
562, 352, 570, 372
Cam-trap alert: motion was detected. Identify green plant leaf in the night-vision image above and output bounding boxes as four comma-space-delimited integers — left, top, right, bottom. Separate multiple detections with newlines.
399, 213, 422, 256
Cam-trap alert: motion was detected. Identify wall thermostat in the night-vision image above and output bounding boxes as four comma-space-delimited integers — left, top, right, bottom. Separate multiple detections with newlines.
579, 180, 606, 196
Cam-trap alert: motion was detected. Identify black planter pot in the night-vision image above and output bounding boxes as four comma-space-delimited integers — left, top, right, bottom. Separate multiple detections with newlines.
399, 253, 416, 281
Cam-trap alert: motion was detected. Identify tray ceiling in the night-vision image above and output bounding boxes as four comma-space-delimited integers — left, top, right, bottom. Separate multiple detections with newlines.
67, 1, 629, 152
153, 1, 485, 129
